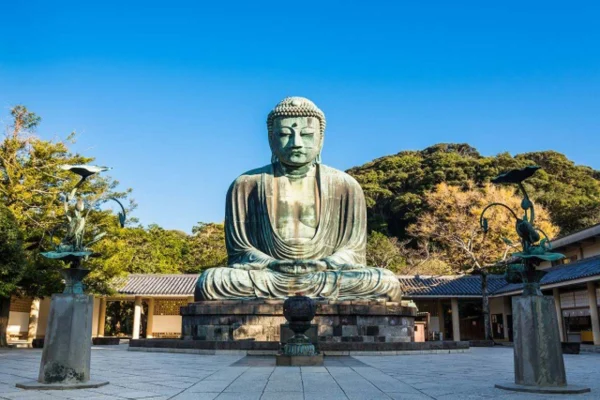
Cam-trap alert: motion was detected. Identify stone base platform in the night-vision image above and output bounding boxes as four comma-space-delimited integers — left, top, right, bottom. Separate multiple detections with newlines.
16, 380, 109, 390
92, 337, 130, 346
129, 339, 469, 355
181, 299, 418, 343
495, 382, 591, 394
276, 354, 324, 366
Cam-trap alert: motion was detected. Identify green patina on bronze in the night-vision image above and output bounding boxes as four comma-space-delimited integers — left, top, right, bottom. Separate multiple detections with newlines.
43, 362, 85, 383
41, 165, 126, 294
480, 166, 564, 296
195, 97, 401, 301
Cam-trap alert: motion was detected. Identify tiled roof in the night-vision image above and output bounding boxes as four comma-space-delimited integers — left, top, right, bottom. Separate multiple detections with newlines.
113, 274, 199, 296
398, 275, 508, 297
109, 256, 600, 298
549, 222, 600, 250
493, 255, 600, 295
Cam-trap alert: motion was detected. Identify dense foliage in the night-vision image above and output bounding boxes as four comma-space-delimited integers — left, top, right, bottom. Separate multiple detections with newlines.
407, 182, 557, 272
0, 106, 227, 300
0, 204, 25, 346
0, 106, 133, 297
0, 204, 25, 298
349, 143, 600, 238
90, 222, 227, 292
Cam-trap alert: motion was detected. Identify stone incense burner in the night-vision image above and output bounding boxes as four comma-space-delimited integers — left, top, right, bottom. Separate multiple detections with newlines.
282, 293, 317, 356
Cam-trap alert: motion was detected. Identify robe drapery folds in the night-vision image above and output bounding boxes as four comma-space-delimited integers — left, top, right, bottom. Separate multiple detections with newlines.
195, 163, 402, 301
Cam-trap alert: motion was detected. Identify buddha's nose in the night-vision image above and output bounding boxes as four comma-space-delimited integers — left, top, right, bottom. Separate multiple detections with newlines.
290, 133, 303, 148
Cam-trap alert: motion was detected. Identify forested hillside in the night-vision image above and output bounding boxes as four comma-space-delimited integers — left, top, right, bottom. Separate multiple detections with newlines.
348, 143, 600, 239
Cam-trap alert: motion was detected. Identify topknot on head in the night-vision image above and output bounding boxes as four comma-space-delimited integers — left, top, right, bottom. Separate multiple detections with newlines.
267, 97, 326, 137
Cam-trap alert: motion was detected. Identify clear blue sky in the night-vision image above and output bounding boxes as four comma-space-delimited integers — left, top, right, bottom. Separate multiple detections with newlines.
1, 1, 599, 232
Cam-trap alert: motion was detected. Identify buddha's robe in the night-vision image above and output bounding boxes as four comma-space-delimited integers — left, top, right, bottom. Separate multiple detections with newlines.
195, 163, 401, 301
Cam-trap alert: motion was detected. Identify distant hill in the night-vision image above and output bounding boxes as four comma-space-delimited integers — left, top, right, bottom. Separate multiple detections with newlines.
347, 143, 600, 238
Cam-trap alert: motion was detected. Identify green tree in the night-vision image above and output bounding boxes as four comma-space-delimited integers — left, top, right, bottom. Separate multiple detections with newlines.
184, 222, 227, 273
348, 143, 600, 238
91, 221, 226, 285
91, 225, 188, 285
407, 183, 557, 271
366, 231, 404, 272
515, 151, 600, 233
0, 105, 132, 297
396, 240, 453, 276
0, 204, 25, 347
407, 182, 558, 339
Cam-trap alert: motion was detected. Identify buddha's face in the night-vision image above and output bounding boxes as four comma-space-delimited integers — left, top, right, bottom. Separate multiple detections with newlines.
271, 116, 322, 167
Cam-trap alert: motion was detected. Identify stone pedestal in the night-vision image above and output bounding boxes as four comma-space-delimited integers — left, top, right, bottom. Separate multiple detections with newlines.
513, 295, 566, 387
181, 300, 417, 343
495, 295, 590, 394
276, 354, 324, 366
17, 294, 108, 390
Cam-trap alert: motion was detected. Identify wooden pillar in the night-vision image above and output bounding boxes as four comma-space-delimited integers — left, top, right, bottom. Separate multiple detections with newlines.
437, 299, 445, 340
451, 298, 461, 341
27, 298, 40, 343
146, 298, 155, 339
502, 296, 511, 341
587, 282, 600, 345
133, 296, 142, 340
450, 297, 460, 342
553, 288, 565, 342
98, 298, 107, 337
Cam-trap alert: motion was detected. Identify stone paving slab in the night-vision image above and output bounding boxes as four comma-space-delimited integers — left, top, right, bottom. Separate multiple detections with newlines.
1, 345, 599, 399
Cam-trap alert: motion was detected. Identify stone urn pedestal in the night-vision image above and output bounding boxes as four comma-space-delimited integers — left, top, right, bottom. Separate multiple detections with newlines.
495, 295, 590, 394
17, 294, 109, 390
181, 299, 417, 343
276, 294, 323, 366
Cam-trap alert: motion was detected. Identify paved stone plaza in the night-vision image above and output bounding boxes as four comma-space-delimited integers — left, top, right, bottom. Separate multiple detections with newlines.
1, 346, 598, 400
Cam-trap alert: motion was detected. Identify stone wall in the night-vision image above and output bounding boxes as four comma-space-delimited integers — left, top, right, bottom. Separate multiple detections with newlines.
181, 299, 417, 343
129, 338, 470, 355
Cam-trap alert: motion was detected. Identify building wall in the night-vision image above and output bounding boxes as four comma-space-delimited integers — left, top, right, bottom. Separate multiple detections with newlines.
540, 239, 600, 269
429, 317, 440, 333
7, 296, 32, 339
560, 288, 600, 309
91, 297, 100, 336
7, 312, 29, 336
36, 298, 51, 338
412, 299, 442, 337
540, 248, 580, 269
489, 297, 505, 315
20, 296, 187, 338
20, 296, 101, 339
583, 241, 600, 258
152, 315, 182, 335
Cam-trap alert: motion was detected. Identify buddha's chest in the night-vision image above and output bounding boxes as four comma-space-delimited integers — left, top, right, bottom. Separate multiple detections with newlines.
272, 176, 320, 242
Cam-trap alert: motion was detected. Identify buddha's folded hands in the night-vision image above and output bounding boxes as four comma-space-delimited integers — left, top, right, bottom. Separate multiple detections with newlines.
269, 259, 327, 274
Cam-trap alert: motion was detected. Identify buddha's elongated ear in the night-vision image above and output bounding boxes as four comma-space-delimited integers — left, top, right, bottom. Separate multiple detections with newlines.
314, 135, 324, 164
271, 154, 278, 164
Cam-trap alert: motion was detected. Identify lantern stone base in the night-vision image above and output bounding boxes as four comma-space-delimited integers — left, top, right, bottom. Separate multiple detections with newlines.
181, 300, 417, 343
496, 295, 590, 394
16, 380, 109, 390
18, 294, 108, 390
276, 354, 324, 366
495, 382, 590, 394
512, 295, 566, 387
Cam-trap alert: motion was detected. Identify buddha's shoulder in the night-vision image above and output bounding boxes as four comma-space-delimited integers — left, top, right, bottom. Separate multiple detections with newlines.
319, 164, 362, 189
230, 164, 272, 187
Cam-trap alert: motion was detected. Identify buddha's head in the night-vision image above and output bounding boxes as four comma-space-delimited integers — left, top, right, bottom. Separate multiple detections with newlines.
267, 97, 326, 167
